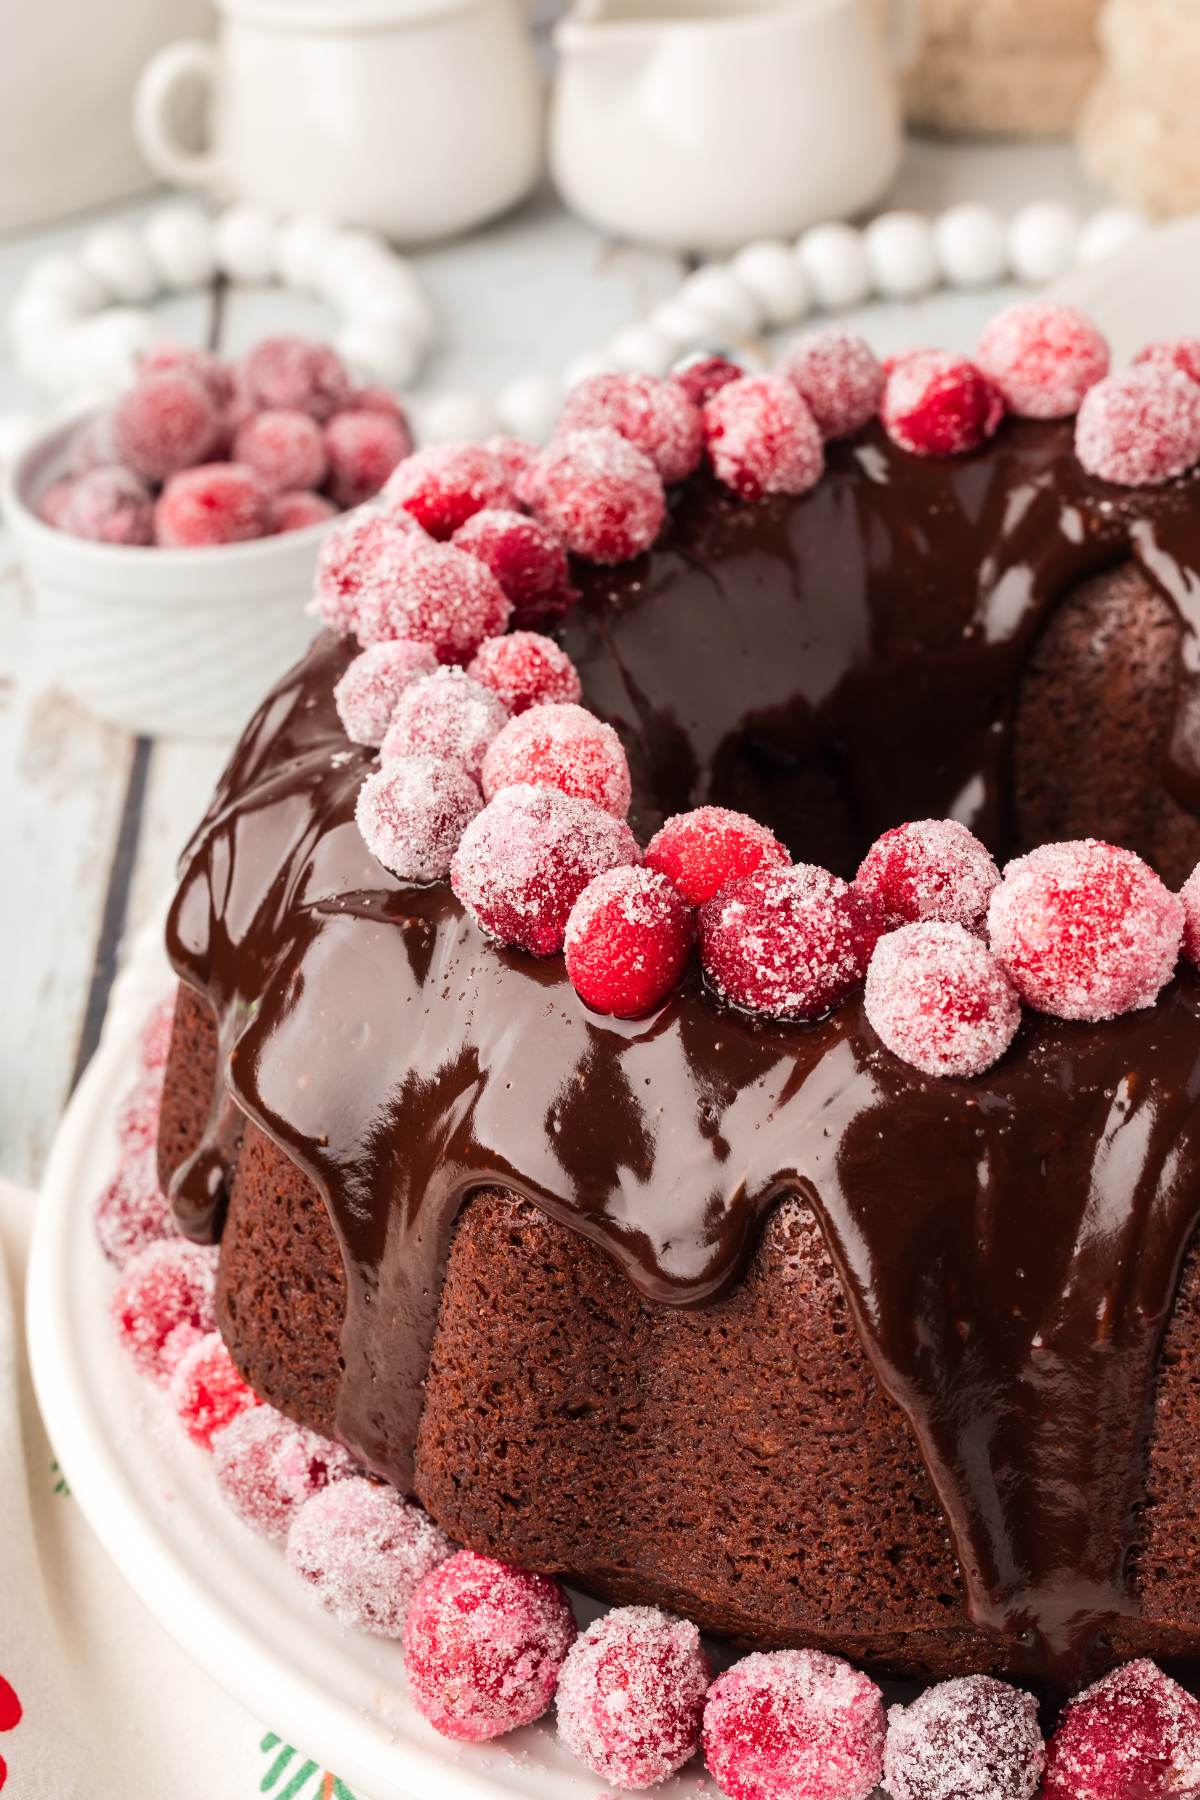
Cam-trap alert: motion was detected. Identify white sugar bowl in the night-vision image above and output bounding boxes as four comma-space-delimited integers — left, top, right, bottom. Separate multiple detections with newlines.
2, 416, 329, 739
135, 0, 545, 244
551, 0, 921, 254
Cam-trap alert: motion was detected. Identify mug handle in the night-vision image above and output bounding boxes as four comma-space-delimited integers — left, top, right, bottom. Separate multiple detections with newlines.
883, 0, 923, 73
134, 41, 224, 189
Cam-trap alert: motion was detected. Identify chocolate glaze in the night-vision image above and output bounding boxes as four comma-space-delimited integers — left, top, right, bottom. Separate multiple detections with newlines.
167, 418, 1200, 1686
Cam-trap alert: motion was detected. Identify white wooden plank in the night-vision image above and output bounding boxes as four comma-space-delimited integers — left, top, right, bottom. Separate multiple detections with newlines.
124, 737, 231, 950
0, 555, 133, 1186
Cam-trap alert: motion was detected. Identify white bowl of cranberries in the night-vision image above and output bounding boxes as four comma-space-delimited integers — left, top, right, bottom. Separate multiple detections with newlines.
1, 334, 412, 738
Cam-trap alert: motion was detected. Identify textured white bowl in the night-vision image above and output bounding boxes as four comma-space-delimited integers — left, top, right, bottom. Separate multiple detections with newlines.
2, 416, 330, 738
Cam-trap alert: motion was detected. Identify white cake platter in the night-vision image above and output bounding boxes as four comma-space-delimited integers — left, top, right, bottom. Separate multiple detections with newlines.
26, 923, 695, 1800
1050, 213, 1200, 359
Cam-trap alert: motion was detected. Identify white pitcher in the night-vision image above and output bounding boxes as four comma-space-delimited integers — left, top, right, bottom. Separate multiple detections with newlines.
550, 0, 920, 253
135, 0, 545, 244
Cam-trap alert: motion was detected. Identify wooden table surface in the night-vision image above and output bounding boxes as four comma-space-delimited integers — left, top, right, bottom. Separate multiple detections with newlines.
0, 139, 1105, 1189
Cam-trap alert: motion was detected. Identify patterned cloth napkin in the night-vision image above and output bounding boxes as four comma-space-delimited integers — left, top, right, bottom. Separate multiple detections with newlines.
0, 1190, 366, 1797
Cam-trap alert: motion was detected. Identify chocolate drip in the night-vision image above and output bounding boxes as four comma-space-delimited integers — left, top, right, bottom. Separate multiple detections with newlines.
166, 418, 1200, 1685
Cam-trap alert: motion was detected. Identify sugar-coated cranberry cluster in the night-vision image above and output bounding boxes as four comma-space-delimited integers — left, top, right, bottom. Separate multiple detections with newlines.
38, 335, 411, 547
318, 306, 1200, 1072
340, 593, 1196, 1072
100, 997, 1200, 1794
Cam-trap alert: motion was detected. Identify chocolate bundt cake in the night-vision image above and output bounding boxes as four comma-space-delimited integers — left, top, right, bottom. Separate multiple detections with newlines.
159, 330, 1200, 1694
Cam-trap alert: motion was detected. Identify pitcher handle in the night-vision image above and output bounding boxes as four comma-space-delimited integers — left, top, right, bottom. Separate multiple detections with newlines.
134, 41, 224, 190
884, 0, 922, 73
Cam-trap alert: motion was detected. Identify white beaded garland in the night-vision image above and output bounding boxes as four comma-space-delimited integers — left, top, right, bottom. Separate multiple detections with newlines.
604, 323, 676, 375
23, 253, 106, 314
69, 309, 162, 390
679, 265, 762, 338
647, 296, 718, 352
335, 319, 423, 388
863, 211, 939, 300
414, 388, 500, 444
143, 205, 216, 291
561, 348, 612, 391
212, 204, 278, 285
1077, 206, 1150, 266
272, 214, 340, 292
0, 197, 1160, 472
795, 222, 871, 311
933, 204, 1008, 288
495, 371, 563, 443
80, 225, 159, 305
336, 263, 435, 353
730, 240, 810, 328
1007, 201, 1081, 286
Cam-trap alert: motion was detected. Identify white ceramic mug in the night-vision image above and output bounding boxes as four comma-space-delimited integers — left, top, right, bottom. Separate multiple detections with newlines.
550, 0, 920, 254
135, 0, 545, 244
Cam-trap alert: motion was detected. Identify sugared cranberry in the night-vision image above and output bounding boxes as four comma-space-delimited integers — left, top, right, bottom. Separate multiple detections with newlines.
356, 756, 482, 883
110, 1239, 218, 1382
60, 467, 155, 546
565, 865, 694, 1017
673, 354, 743, 410
286, 1477, 451, 1637
350, 384, 408, 421
467, 631, 582, 715
381, 667, 508, 780
368, 537, 512, 662
703, 1649, 885, 1800
1075, 366, 1200, 487
485, 433, 539, 494
557, 1605, 710, 1788
272, 490, 337, 533
645, 806, 788, 907
482, 702, 631, 816
403, 1549, 577, 1743
855, 819, 1000, 932
232, 408, 327, 494
699, 864, 880, 1021
324, 407, 412, 508
527, 428, 665, 564
93, 1150, 175, 1269
211, 1404, 354, 1541
312, 509, 423, 638
976, 302, 1110, 420
385, 443, 514, 538
882, 352, 1005, 457
451, 783, 641, 955
1042, 1659, 1200, 1800
66, 410, 118, 475
241, 334, 351, 422
884, 1675, 1045, 1800
1181, 863, 1200, 967
1133, 339, 1200, 388
780, 329, 883, 439
139, 341, 236, 410
116, 1067, 165, 1155
453, 509, 577, 627
155, 463, 272, 548
865, 922, 1021, 1079
167, 1330, 259, 1450
113, 369, 217, 480
987, 839, 1183, 1021
138, 993, 177, 1074
558, 372, 703, 483
38, 478, 77, 528
334, 638, 438, 745
703, 375, 824, 501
